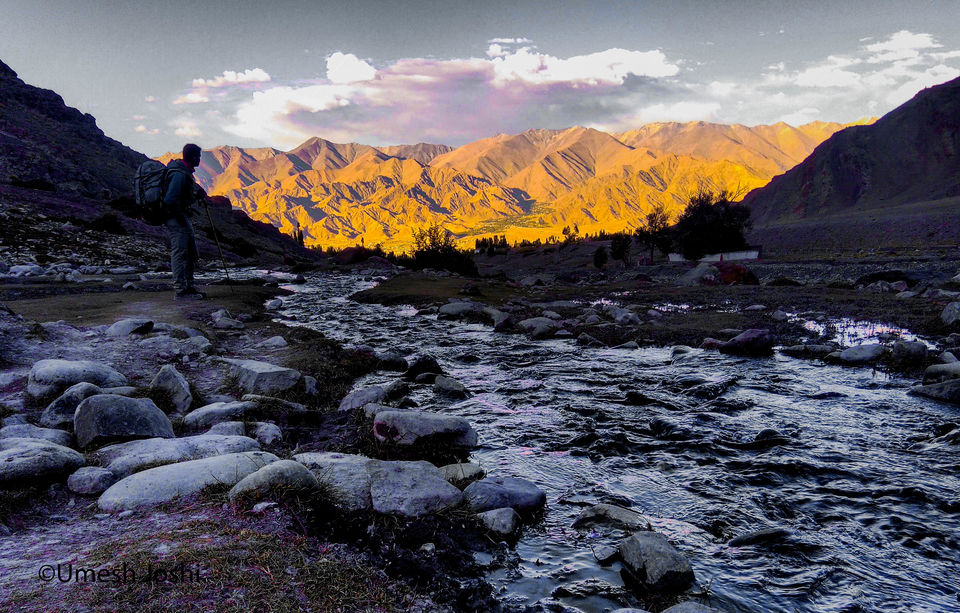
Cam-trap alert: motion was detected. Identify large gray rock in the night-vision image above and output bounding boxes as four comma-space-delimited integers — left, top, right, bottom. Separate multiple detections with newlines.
254, 422, 282, 446
0, 423, 72, 447
74, 395, 174, 449
478, 507, 522, 536
95, 434, 261, 478
922, 361, 960, 384
891, 340, 928, 366
463, 476, 546, 514
149, 365, 192, 413
942, 302, 960, 326
338, 385, 387, 412
573, 504, 648, 531
40, 382, 102, 429
27, 359, 127, 402
67, 466, 118, 495
619, 531, 695, 592
438, 301, 482, 320
910, 379, 960, 405
373, 410, 478, 449
207, 421, 246, 436
105, 318, 153, 337
228, 459, 319, 502
838, 344, 885, 365
98, 451, 280, 511
677, 262, 718, 286
517, 317, 558, 340
183, 401, 256, 429
718, 329, 774, 357
439, 462, 484, 484
367, 460, 463, 517
294, 451, 373, 511
223, 359, 301, 395
434, 375, 469, 399
0, 438, 85, 486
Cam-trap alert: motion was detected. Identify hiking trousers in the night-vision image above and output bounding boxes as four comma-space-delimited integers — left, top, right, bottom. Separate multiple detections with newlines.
165, 216, 199, 291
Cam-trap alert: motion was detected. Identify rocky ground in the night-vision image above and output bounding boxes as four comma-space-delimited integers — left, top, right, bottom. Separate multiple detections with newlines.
5, 246, 960, 612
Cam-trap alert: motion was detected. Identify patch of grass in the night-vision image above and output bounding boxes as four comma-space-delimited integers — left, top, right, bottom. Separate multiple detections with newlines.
62, 516, 417, 613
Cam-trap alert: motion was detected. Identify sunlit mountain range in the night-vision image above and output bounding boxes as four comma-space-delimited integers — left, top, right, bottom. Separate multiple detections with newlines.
161, 120, 872, 251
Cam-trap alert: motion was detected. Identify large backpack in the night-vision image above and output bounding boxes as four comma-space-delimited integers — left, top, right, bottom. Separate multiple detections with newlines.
133, 160, 170, 225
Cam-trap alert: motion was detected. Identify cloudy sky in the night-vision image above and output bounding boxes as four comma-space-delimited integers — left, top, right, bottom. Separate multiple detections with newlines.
2, 0, 958, 155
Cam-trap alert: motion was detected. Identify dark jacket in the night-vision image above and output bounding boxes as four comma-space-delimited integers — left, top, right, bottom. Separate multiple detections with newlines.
163, 159, 197, 220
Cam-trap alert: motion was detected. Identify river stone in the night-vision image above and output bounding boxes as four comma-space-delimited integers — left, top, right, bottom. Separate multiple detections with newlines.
910, 379, 960, 405
377, 352, 408, 371
0, 438, 85, 486
440, 462, 484, 484
338, 385, 387, 412
0, 424, 73, 447
105, 318, 154, 337
438, 301, 482, 320
405, 355, 445, 381
228, 459, 319, 503
482, 307, 509, 327
294, 452, 372, 512
728, 527, 792, 547
718, 329, 774, 357
577, 333, 604, 347
183, 401, 256, 429
149, 365, 192, 413
40, 382, 103, 430
922, 362, 960, 384
372, 410, 478, 448
941, 302, 960, 326
478, 507, 522, 536
74, 395, 174, 449
838, 344, 885, 365
222, 359, 301, 395
619, 531, 695, 593
67, 466, 118, 495
574, 503, 648, 531
27, 359, 127, 402
517, 317, 557, 340
98, 451, 280, 511
367, 460, 463, 517
434, 375, 469, 398
95, 434, 261, 478
463, 476, 547, 514
891, 340, 928, 366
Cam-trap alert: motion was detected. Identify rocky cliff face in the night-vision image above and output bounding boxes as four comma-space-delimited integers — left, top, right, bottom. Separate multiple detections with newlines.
742, 76, 960, 225
0, 60, 146, 199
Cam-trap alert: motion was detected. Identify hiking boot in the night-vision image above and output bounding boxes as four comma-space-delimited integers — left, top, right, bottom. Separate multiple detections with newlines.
175, 287, 206, 300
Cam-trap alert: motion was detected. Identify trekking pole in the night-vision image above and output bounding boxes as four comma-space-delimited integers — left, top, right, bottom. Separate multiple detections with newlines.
202, 197, 234, 292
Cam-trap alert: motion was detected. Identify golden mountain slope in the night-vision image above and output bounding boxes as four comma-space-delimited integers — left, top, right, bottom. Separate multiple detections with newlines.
160, 121, 859, 251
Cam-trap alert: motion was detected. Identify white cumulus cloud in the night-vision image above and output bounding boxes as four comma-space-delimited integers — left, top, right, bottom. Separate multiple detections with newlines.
191, 68, 271, 88
326, 52, 377, 84
173, 92, 210, 105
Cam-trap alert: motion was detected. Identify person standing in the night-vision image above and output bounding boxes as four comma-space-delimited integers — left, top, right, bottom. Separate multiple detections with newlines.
163, 143, 205, 299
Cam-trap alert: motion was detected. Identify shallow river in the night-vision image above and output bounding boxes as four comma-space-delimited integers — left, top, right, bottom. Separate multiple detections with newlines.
275, 272, 960, 613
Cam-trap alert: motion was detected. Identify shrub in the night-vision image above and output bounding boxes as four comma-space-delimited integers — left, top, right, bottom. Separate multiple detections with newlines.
610, 233, 632, 263
409, 224, 478, 276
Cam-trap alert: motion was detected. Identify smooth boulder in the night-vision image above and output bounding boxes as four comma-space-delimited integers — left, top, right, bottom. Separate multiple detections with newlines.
183, 401, 256, 429
74, 395, 175, 449
67, 466, 118, 495
463, 476, 546, 514
228, 459, 319, 502
838, 344, 885, 365
98, 451, 280, 511
372, 410, 478, 449
0, 438, 85, 486
95, 434, 261, 477
718, 329, 773, 357
367, 460, 463, 517
294, 452, 373, 512
619, 531, 695, 593
105, 318, 153, 337
338, 385, 387, 412
478, 507, 522, 536
27, 359, 127, 402
40, 382, 102, 429
0, 423, 73, 447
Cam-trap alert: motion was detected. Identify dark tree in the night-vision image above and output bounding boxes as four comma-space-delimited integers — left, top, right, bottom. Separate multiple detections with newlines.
610, 233, 632, 263
672, 189, 752, 260
593, 245, 609, 269
635, 202, 671, 262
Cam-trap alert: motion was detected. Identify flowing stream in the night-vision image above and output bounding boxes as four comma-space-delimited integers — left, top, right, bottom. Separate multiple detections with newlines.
274, 272, 960, 613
